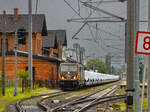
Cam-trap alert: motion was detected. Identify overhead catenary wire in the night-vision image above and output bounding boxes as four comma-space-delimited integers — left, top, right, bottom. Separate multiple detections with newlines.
89, 24, 122, 39
67, 0, 91, 21
81, 1, 125, 20
65, 0, 126, 66
64, 0, 104, 39
84, 0, 126, 4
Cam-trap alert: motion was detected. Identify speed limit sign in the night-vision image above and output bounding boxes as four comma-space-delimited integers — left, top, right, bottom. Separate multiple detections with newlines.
135, 31, 150, 55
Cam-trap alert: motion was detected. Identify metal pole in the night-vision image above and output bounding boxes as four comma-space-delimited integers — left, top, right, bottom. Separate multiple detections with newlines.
147, 0, 150, 111
78, 45, 80, 63
28, 0, 33, 90
14, 31, 18, 96
78, 0, 80, 15
141, 55, 147, 112
79, 48, 82, 64
126, 0, 135, 111
134, 0, 140, 111
2, 11, 6, 96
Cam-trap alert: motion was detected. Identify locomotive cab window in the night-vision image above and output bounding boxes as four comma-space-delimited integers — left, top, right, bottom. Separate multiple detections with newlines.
61, 65, 77, 72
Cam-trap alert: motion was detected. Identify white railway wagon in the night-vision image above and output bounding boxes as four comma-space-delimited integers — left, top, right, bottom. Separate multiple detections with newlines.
84, 70, 119, 86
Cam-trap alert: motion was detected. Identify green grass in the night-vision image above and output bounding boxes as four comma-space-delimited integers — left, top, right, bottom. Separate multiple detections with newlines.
114, 86, 148, 112
0, 87, 50, 112
113, 98, 147, 112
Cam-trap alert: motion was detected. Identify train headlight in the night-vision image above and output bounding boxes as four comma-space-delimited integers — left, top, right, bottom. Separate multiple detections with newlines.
62, 76, 65, 80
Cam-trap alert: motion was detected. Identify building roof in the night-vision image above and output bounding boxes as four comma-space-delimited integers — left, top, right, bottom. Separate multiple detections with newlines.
42, 30, 67, 49
55, 30, 67, 46
0, 14, 47, 36
42, 30, 57, 48
2, 50, 62, 62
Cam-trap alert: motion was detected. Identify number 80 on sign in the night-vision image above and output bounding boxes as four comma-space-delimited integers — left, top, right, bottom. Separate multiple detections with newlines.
135, 31, 150, 55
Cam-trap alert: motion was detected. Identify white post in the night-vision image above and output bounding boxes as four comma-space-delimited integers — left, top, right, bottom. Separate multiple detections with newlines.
141, 55, 147, 112
148, 0, 150, 111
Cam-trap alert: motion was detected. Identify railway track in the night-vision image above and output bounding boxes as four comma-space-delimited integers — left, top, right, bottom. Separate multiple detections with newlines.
16, 91, 68, 112
15, 82, 122, 112
77, 95, 126, 112
39, 83, 121, 112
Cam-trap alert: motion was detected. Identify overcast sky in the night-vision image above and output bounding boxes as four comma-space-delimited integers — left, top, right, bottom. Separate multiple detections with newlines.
0, 0, 148, 68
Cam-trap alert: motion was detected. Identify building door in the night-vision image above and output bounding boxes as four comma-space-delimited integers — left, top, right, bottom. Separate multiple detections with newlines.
26, 67, 35, 82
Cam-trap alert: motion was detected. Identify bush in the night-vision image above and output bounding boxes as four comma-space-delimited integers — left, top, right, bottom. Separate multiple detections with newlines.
17, 70, 28, 80
17, 70, 28, 93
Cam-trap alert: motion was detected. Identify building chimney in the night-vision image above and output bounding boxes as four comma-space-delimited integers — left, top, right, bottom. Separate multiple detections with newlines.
14, 8, 18, 21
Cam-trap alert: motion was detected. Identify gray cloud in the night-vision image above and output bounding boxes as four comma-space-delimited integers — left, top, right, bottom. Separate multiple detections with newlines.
0, 0, 148, 68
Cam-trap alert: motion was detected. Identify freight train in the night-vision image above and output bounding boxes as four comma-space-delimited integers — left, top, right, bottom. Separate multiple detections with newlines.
58, 62, 119, 90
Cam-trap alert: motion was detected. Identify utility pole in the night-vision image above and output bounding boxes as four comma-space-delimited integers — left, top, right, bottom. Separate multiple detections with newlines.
134, 0, 140, 111
147, 0, 150, 111
28, 0, 33, 90
14, 31, 18, 96
126, 0, 135, 111
2, 11, 6, 96
79, 47, 85, 64
73, 43, 79, 62
79, 48, 82, 64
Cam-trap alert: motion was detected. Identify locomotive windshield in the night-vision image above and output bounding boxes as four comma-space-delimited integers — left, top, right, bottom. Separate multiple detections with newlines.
61, 65, 77, 72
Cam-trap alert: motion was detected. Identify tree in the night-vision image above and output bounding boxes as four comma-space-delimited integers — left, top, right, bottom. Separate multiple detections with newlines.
18, 70, 28, 93
111, 66, 116, 74
86, 59, 107, 73
105, 54, 111, 74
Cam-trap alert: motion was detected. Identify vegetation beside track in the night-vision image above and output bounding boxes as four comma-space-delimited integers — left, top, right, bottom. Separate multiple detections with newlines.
112, 98, 147, 112
0, 87, 51, 112
113, 87, 147, 112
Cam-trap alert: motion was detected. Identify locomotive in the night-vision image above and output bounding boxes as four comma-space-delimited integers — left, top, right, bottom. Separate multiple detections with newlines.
58, 62, 119, 90
58, 62, 85, 90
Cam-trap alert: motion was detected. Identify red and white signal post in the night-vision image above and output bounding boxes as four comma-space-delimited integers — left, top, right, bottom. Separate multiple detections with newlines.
135, 31, 150, 54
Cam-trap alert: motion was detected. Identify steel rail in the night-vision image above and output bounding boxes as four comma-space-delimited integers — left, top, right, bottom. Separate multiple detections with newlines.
51, 83, 120, 112
37, 92, 69, 111
70, 85, 119, 106
16, 91, 67, 112
77, 95, 126, 112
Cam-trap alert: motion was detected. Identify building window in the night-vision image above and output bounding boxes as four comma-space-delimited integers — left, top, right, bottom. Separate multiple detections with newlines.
1, 39, 8, 52
18, 29, 26, 45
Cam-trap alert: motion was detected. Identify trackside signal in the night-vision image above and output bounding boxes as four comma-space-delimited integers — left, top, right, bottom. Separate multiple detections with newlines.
135, 31, 150, 55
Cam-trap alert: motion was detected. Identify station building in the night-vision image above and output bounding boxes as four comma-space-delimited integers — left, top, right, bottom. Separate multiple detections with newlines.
0, 8, 67, 87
